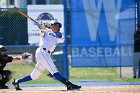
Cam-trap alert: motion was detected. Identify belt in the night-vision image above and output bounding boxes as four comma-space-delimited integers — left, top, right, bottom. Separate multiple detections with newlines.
43, 48, 51, 54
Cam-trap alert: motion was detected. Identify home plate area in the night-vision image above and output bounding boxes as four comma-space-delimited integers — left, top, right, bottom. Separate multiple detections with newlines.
0, 85, 140, 93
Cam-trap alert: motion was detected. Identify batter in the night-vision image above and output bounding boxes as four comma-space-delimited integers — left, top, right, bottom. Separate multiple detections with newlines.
12, 20, 81, 90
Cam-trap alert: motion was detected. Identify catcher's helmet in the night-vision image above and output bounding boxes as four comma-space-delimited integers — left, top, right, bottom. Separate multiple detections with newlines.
0, 45, 7, 51
37, 13, 54, 20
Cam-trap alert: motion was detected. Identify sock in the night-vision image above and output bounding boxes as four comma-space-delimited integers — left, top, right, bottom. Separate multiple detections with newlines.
53, 72, 72, 86
61, 78, 72, 86
16, 74, 32, 84
53, 72, 64, 81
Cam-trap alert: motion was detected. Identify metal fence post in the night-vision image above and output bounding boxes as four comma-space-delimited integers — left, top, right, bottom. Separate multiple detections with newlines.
137, 0, 140, 78
62, 0, 69, 79
0, 16, 2, 44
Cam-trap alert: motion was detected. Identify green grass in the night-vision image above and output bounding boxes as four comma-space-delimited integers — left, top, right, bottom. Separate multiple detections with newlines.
5, 63, 56, 84
69, 67, 116, 80
5, 63, 140, 84
69, 67, 140, 82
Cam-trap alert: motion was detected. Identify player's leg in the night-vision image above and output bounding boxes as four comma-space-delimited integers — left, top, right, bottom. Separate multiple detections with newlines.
12, 48, 45, 90
12, 62, 45, 90
0, 70, 12, 89
138, 60, 140, 78
133, 53, 139, 78
53, 72, 81, 90
18, 62, 45, 82
39, 49, 81, 90
0, 73, 4, 89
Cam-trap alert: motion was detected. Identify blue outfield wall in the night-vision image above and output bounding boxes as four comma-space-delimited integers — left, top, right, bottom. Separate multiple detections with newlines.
70, 0, 136, 67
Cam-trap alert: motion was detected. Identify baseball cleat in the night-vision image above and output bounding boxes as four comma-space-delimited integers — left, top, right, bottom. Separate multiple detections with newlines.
12, 79, 22, 90
67, 84, 81, 90
0, 85, 9, 89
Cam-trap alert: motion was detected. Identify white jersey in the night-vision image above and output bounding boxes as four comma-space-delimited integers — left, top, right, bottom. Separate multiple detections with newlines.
39, 29, 57, 52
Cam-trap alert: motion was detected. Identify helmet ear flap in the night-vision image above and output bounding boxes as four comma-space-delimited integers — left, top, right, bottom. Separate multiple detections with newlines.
57, 23, 62, 28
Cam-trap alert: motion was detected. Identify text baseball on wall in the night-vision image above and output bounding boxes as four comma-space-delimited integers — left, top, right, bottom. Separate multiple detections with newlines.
70, 0, 136, 67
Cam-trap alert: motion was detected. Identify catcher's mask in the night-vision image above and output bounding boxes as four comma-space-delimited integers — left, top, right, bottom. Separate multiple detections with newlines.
0, 45, 8, 55
0, 45, 7, 51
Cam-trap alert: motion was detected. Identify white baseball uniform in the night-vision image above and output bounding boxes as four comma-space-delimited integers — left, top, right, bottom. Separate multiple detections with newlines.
30, 29, 59, 80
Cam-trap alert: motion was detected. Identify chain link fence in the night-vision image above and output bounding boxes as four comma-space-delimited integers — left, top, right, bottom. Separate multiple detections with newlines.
0, 8, 28, 45
0, 0, 140, 84
0, 0, 69, 82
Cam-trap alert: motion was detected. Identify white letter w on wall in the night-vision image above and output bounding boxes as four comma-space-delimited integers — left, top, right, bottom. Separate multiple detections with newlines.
83, 0, 121, 41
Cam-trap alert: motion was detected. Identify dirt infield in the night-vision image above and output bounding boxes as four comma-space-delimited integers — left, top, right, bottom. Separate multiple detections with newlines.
0, 85, 140, 93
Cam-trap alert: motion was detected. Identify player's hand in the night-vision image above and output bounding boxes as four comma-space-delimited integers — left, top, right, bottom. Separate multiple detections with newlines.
40, 25, 46, 30
42, 21, 51, 28
21, 52, 31, 59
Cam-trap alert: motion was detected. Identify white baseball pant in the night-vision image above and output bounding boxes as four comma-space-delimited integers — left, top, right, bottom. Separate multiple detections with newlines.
30, 47, 58, 80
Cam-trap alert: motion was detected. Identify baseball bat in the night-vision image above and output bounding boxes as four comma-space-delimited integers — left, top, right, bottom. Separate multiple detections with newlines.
13, 6, 42, 29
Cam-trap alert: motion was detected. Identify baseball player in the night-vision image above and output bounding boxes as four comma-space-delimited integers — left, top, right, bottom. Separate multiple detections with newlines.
12, 20, 81, 90
133, 25, 140, 78
0, 45, 24, 89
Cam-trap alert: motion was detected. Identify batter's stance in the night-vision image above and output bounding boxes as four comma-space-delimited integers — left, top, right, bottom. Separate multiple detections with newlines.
12, 20, 81, 90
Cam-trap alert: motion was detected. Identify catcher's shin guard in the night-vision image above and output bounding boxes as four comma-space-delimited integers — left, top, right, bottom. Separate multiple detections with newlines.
0, 70, 12, 86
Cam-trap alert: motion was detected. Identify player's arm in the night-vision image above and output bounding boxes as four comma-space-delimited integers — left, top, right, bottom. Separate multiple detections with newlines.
8, 53, 31, 63
42, 21, 61, 33
11, 56, 22, 62
40, 21, 62, 38
39, 23, 47, 37
55, 31, 62, 38
39, 29, 46, 37
7, 56, 21, 63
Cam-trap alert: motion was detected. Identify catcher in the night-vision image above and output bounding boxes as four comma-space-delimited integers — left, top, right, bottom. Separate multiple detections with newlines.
0, 45, 30, 89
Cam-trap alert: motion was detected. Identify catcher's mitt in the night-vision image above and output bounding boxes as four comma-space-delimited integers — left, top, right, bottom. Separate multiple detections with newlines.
21, 52, 31, 59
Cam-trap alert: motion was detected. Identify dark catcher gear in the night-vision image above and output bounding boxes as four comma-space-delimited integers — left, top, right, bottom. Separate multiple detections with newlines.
0, 46, 13, 89
0, 70, 12, 89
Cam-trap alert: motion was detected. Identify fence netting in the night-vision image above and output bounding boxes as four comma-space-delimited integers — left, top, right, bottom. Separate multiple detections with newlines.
0, 0, 139, 84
